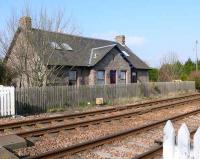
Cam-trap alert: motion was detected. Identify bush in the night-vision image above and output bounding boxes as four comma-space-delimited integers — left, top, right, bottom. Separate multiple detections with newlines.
149, 68, 159, 82
0, 59, 16, 85
188, 71, 200, 90
0, 60, 5, 84
180, 73, 188, 81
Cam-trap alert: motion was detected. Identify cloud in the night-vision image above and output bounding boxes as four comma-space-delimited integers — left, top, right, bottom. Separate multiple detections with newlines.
91, 31, 147, 47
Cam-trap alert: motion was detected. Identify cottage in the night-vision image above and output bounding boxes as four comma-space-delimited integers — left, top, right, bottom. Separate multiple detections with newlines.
5, 17, 149, 87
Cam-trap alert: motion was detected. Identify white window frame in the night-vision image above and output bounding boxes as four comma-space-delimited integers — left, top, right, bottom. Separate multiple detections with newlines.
120, 70, 126, 83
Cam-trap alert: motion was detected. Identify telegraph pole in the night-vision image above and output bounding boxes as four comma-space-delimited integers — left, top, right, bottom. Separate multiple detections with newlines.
196, 40, 198, 72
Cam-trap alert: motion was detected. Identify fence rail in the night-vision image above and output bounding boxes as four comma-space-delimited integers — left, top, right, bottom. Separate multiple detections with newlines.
0, 86, 15, 116
15, 81, 195, 115
163, 120, 200, 159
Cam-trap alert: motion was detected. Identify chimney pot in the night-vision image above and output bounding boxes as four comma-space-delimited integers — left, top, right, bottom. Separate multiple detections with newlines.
115, 35, 125, 45
19, 16, 32, 30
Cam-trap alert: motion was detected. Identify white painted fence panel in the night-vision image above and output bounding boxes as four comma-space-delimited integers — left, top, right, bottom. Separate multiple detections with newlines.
0, 86, 15, 116
163, 120, 200, 159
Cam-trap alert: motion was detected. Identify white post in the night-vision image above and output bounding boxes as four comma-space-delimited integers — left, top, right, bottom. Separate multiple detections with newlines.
163, 120, 175, 159
2, 88, 6, 116
10, 87, 15, 115
0, 86, 15, 116
177, 123, 190, 159
0, 88, 3, 116
193, 127, 200, 159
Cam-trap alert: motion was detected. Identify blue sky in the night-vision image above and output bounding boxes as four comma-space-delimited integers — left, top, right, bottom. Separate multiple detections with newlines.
1, 0, 200, 67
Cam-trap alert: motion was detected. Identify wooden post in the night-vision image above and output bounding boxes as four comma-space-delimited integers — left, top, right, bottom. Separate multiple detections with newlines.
177, 123, 190, 159
163, 120, 175, 159
193, 128, 200, 159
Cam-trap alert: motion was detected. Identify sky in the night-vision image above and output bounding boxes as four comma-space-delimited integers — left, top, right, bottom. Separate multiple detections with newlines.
1, 0, 200, 67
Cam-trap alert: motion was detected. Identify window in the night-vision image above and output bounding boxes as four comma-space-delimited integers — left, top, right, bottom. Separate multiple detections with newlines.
49, 42, 62, 50
122, 51, 129, 57
69, 71, 77, 81
97, 71, 105, 85
120, 71, 126, 83
131, 71, 137, 83
61, 43, 73, 51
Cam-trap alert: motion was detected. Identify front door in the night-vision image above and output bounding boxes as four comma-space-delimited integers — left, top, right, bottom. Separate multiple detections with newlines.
110, 70, 116, 84
131, 70, 137, 83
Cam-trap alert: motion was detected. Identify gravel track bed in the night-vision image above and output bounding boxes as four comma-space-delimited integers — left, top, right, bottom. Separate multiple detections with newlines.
15, 101, 200, 157
0, 103, 167, 136
72, 114, 200, 159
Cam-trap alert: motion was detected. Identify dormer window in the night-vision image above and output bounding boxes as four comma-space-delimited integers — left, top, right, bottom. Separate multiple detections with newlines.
122, 51, 129, 57
49, 42, 62, 50
93, 53, 97, 59
61, 43, 73, 51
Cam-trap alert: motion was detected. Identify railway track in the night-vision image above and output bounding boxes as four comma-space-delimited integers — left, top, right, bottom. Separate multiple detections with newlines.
132, 128, 198, 159
1, 93, 199, 135
0, 93, 199, 159
24, 105, 200, 159
11, 95, 200, 158
8, 94, 200, 138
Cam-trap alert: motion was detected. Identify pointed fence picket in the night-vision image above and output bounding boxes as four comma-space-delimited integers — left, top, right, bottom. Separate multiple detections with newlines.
163, 120, 200, 159
0, 86, 15, 116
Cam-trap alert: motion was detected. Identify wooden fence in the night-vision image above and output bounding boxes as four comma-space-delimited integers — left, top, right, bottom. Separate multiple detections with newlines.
0, 86, 15, 116
163, 120, 200, 159
15, 81, 195, 115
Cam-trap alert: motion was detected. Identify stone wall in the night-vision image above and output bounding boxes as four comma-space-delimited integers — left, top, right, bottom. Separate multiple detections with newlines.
89, 47, 131, 85
49, 67, 90, 86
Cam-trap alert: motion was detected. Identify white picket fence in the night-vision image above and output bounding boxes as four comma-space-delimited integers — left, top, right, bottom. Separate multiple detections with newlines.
0, 86, 15, 116
163, 120, 200, 159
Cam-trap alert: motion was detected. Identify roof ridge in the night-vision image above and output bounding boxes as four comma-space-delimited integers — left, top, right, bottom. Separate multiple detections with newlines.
31, 28, 117, 43
92, 44, 117, 50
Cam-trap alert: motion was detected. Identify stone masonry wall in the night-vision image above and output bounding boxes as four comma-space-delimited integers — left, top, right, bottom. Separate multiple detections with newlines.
89, 48, 131, 85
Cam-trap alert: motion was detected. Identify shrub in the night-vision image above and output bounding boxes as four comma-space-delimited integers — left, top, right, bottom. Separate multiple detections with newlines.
180, 73, 188, 81
149, 68, 159, 82
0, 60, 16, 85
188, 71, 200, 90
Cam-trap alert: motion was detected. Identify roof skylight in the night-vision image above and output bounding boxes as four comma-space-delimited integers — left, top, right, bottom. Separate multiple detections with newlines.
61, 43, 73, 51
122, 51, 129, 57
49, 42, 62, 50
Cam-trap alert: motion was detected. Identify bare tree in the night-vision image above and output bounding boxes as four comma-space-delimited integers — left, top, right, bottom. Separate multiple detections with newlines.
159, 52, 183, 81
0, 6, 86, 87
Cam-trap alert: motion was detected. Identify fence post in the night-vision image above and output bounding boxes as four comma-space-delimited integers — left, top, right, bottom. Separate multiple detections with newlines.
163, 120, 175, 159
193, 127, 200, 159
10, 87, 15, 115
0, 86, 15, 116
177, 123, 190, 159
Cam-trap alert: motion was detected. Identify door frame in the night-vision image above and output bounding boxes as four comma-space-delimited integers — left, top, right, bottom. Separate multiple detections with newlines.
131, 69, 137, 83
110, 70, 117, 84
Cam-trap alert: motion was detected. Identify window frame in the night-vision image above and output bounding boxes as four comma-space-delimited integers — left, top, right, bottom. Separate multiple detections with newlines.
61, 43, 73, 51
120, 70, 126, 83
69, 70, 77, 81
96, 70, 105, 85
49, 41, 62, 50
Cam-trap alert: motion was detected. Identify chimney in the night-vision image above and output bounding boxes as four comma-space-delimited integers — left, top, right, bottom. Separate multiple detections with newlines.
19, 16, 32, 30
115, 35, 125, 45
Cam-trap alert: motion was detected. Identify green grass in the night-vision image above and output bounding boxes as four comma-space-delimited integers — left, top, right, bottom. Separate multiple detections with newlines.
46, 91, 193, 113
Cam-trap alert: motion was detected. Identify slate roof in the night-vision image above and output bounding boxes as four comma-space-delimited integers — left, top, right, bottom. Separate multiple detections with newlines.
6, 28, 150, 69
